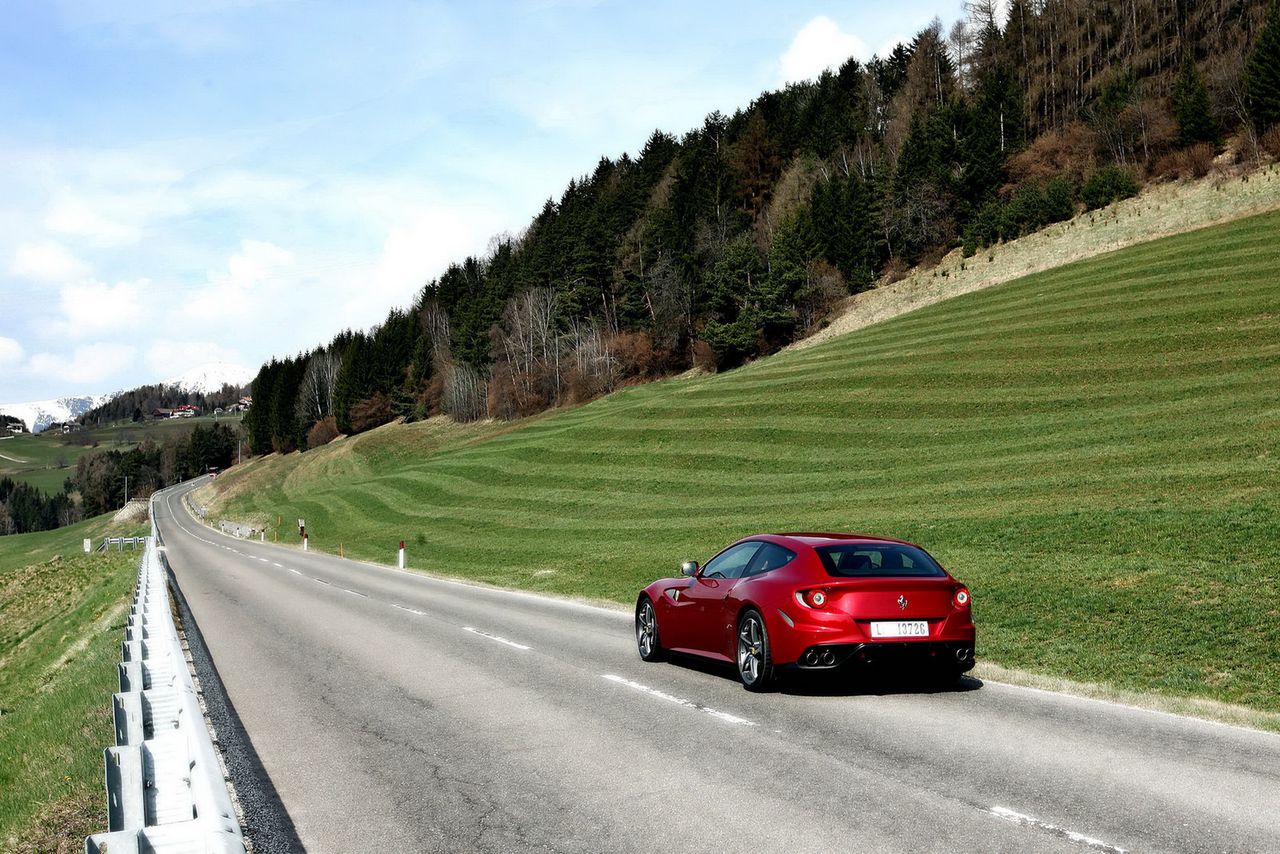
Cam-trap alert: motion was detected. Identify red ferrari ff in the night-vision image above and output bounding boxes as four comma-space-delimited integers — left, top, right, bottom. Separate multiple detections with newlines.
636, 533, 975, 690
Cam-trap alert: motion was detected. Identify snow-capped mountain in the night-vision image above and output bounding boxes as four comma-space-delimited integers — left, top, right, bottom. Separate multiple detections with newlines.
163, 361, 254, 395
0, 394, 115, 434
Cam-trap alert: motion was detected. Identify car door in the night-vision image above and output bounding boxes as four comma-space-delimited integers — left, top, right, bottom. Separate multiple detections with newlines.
679, 541, 762, 658
711, 542, 799, 658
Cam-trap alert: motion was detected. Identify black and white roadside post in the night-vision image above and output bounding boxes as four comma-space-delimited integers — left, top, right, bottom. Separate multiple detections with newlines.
398, 540, 405, 569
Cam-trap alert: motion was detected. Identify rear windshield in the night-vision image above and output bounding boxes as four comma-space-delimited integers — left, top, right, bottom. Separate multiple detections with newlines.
816, 543, 946, 578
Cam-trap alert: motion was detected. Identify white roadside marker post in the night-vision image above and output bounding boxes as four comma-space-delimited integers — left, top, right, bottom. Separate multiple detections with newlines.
303, 532, 309, 552
398, 540, 405, 569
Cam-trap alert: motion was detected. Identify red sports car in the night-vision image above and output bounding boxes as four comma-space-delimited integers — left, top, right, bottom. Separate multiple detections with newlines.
635, 533, 976, 690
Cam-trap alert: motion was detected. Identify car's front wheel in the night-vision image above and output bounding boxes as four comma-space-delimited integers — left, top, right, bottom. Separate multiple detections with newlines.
737, 610, 774, 691
636, 597, 665, 662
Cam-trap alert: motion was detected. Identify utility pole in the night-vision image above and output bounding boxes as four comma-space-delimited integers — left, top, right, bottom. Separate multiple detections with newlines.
123, 475, 128, 509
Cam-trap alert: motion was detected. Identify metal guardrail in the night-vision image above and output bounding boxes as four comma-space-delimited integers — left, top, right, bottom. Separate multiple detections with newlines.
85, 493, 247, 854
96, 536, 146, 552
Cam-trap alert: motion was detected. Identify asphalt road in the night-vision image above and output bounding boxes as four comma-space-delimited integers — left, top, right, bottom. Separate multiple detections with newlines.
155, 481, 1280, 853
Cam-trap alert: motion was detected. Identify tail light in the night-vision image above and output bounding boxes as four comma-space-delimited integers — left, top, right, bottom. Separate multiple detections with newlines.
796, 589, 829, 609
953, 587, 970, 608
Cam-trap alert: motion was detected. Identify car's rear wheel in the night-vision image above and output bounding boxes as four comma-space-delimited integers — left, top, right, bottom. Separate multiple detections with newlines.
636, 597, 665, 662
737, 610, 774, 691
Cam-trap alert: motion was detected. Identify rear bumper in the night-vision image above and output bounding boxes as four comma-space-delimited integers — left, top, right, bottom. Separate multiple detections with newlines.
769, 607, 975, 667
786, 640, 976, 672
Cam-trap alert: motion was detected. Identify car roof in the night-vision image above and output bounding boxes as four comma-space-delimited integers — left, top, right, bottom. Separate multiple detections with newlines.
763, 532, 919, 548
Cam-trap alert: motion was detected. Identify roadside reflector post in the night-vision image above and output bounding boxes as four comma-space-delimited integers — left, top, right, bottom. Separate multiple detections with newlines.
260, 531, 264, 542
303, 533, 309, 552
398, 540, 405, 569
83, 538, 91, 554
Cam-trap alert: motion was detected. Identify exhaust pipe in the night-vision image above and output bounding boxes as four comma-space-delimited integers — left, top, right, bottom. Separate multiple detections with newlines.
803, 649, 820, 666
820, 649, 836, 666
955, 647, 974, 663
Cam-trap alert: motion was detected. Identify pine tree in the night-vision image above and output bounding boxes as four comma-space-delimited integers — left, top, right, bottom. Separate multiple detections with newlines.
1172, 54, 1219, 146
1247, 0, 1280, 130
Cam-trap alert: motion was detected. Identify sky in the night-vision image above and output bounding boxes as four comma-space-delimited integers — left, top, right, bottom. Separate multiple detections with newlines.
0, 0, 965, 403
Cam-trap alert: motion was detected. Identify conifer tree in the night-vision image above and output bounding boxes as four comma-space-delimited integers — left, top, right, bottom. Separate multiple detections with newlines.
1172, 54, 1219, 146
1247, 0, 1280, 130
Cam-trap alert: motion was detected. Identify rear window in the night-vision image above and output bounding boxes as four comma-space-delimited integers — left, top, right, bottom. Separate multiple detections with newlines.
816, 543, 946, 578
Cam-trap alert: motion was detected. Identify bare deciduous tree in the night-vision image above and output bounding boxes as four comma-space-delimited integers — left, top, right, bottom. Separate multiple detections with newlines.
296, 349, 340, 423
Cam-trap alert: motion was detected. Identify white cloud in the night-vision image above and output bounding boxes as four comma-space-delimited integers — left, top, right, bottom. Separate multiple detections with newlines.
0, 336, 23, 369
144, 339, 243, 376
27, 342, 136, 385
57, 279, 148, 338
44, 197, 142, 246
779, 16, 868, 84
181, 239, 296, 324
10, 241, 91, 282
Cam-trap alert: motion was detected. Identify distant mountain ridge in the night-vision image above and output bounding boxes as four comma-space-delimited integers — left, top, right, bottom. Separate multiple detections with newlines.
163, 361, 255, 395
0, 394, 115, 433
2, 360, 254, 432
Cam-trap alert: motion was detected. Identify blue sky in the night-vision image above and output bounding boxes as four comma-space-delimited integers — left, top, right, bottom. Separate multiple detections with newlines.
0, 0, 964, 402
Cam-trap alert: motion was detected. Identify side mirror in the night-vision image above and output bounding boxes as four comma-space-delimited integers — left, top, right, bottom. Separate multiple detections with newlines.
680, 560, 699, 577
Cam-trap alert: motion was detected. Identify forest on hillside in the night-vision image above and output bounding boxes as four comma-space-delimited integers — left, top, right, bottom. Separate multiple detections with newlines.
247, 0, 1280, 455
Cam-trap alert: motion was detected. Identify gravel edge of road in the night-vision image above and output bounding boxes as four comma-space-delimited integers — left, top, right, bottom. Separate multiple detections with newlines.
162, 548, 304, 853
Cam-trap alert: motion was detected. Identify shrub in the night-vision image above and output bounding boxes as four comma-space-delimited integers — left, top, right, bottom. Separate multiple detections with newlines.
1261, 125, 1280, 159
1185, 143, 1215, 178
1044, 177, 1076, 223
690, 340, 716, 372
609, 331, 658, 380
348, 393, 394, 433
306, 416, 339, 449
1082, 166, 1139, 211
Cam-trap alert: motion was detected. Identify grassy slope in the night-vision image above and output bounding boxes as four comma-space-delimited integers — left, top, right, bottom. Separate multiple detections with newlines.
204, 210, 1280, 715
0, 516, 146, 850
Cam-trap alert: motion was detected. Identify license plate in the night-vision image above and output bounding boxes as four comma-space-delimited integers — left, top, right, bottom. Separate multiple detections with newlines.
870, 620, 929, 638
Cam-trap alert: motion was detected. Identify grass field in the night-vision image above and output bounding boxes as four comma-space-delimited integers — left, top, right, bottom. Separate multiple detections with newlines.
0, 515, 147, 849
0, 414, 244, 494
202, 210, 1280, 717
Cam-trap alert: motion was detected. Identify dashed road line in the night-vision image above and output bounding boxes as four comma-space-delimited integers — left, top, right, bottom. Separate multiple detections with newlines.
289, 568, 303, 575
273, 562, 283, 568
391, 603, 426, 616
985, 806, 1127, 853
342, 588, 367, 598
313, 578, 330, 585
601, 674, 756, 726
462, 626, 531, 651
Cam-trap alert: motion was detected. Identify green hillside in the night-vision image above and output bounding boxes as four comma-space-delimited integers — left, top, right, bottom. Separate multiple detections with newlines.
204, 210, 1280, 715
0, 515, 146, 849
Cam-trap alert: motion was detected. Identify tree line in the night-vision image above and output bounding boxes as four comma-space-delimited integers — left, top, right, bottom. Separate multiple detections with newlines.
247, 0, 1280, 455
0, 423, 237, 535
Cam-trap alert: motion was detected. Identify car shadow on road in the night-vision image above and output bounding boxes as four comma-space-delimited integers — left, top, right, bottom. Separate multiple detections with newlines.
663, 652, 983, 698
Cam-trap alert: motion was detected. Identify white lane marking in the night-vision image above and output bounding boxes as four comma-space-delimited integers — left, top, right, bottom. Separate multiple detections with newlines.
986, 806, 1127, 853
601, 674, 756, 727
462, 626, 531, 651
257, 557, 270, 563
342, 588, 367, 598
391, 603, 426, 616
289, 568, 303, 575
313, 578, 330, 585
272, 562, 283, 568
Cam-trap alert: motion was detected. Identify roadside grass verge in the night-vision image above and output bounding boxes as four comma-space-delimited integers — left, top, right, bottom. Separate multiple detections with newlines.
0, 516, 147, 850
203, 210, 1280, 721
